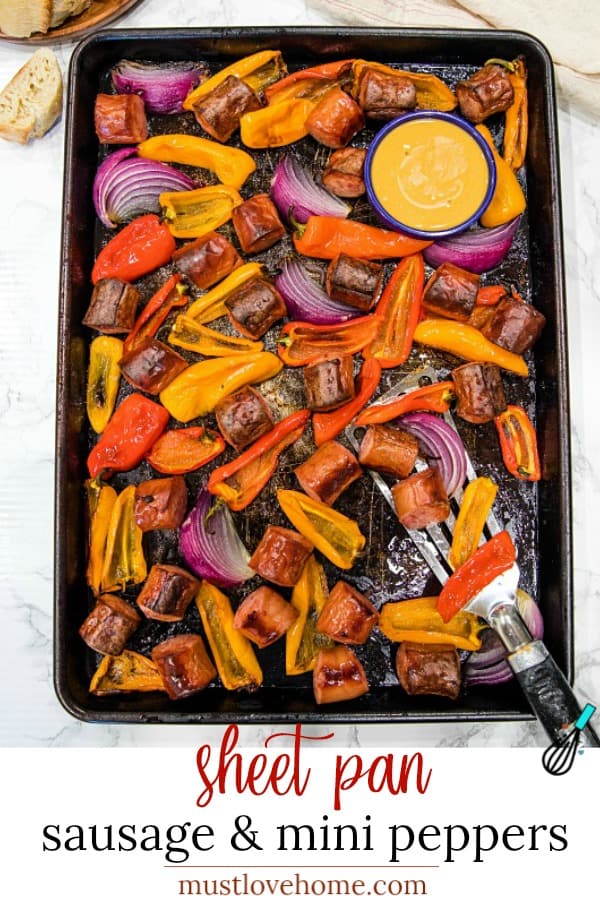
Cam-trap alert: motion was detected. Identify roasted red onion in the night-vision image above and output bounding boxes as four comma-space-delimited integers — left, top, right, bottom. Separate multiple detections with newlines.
179, 488, 253, 589
93, 148, 195, 228
271, 154, 351, 224
111, 60, 209, 114
398, 412, 467, 498
423, 216, 522, 274
274, 258, 361, 325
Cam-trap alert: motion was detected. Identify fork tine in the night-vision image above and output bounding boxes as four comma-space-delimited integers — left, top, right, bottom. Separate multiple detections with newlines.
346, 366, 503, 587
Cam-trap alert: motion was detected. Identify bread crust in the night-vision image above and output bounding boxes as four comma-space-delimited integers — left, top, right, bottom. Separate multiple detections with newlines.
0, 0, 52, 38
0, 48, 63, 144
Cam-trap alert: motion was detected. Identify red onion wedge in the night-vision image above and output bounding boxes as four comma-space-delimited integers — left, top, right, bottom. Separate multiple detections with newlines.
179, 487, 253, 589
397, 412, 467, 499
423, 216, 522, 274
93, 148, 195, 228
111, 60, 210, 114
275, 258, 361, 325
464, 590, 544, 686
271, 154, 351, 224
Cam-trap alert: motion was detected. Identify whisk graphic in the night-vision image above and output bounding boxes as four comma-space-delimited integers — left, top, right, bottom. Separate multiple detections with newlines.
542, 704, 597, 775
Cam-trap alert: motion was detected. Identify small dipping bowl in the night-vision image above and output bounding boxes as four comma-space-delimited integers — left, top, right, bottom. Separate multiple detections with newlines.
365, 111, 496, 240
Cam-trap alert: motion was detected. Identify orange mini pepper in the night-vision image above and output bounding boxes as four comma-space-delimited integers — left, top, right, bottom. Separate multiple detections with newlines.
293, 216, 431, 260
277, 316, 379, 367
265, 59, 354, 103
476, 285, 507, 307
147, 426, 225, 475
364, 253, 424, 368
355, 380, 455, 427
123, 275, 188, 353
494, 405, 541, 481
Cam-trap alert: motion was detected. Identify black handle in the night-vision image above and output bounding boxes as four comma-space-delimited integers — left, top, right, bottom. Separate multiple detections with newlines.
509, 642, 600, 748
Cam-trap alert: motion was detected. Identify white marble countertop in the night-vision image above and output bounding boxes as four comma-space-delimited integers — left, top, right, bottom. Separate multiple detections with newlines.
0, 0, 598, 748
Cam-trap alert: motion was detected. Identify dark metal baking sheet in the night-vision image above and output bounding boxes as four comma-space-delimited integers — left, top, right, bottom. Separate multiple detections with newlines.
54, 27, 572, 724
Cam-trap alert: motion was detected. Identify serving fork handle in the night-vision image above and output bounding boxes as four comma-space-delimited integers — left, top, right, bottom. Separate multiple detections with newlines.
508, 640, 600, 748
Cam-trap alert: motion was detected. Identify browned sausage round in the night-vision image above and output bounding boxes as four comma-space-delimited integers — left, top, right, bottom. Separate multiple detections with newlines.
190, 75, 262, 142
249, 526, 313, 587
215, 386, 274, 451
356, 67, 417, 119
303, 355, 355, 412
322, 147, 366, 198
137, 564, 199, 622
326, 254, 384, 311
152, 634, 216, 700
225, 277, 287, 339
79, 594, 141, 656
481, 296, 546, 354
392, 467, 450, 530
452, 362, 507, 424
94, 93, 148, 144
294, 440, 362, 506
456, 65, 514, 124
395, 642, 461, 699
232, 194, 286, 255
423, 262, 480, 322
83, 279, 140, 333
358, 425, 419, 478
306, 87, 365, 149
313, 646, 369, 705
134, 476, 188, 532
317, 580, 379, 645
233, 586, 298, 648
119, 338, 188, 395
173, 232, 242, 290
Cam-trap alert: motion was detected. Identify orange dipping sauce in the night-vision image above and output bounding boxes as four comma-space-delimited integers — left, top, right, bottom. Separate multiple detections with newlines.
367, 115, 494, 236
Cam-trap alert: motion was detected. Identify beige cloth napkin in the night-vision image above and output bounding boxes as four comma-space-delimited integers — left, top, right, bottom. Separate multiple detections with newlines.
307, 0, 600, 116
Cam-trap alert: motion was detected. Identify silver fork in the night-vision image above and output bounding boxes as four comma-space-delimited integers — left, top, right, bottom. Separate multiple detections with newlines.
347, 367, 599, 747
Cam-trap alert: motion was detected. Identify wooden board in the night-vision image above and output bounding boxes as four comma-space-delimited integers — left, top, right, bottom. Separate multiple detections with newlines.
0, 0, 143, 44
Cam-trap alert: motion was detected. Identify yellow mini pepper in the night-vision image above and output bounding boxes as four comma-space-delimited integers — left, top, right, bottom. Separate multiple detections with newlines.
159, 351, 283, 422
448, 477, 498, 571
477, 125, 526, 227
240, 98, 315, 148
378, 596, 484, 651
277, 489, 366, 570
413, 319, 528, 376
185, 262, 264, 323
86, 336, 123, 434
100, 485, 147, 593
286, 556, 334, 675
86, 479, 117, 594
137, 134, 256, 190
196, 581, 263, 691
183, 51, 286, 110
90, 649, 166, 695
160, 184, 242, 239
169, 316, 263, 356
352, 60, 457, 111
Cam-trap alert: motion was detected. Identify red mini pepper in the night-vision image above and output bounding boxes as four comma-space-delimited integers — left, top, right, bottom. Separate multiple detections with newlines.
92, 214, 176, 285
364, 253, 424, 368
87, 393, 169, 478
436, 530, 517, 623
313, 358, 381, 446
123, 275, 188, 353
277, 316, 379, 367
293, 216, 431, 261
146, 426, 225, 474
264, 59, 354, 102
355, 380, 455, 427
208, 410, 310, 511
476, 285, 507, 307
494, 405, 541, 481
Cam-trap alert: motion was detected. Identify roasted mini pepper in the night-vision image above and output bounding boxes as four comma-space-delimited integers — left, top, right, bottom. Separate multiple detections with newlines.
413, 319, 528, 376
160, 184, 242, 239
485, 57, 528, 169
277, 316, 379, 367
186, 262, 263, 322
183, 51, 286, 111
355, 380, 455, 427
208, 410, 310, 511
147, 426, 225, 474
378, 596, 484, 651
448, 476, 498, 571
494, 404, 541, 481
86, 336, 123, 434
476, 285, 507, 306
352, 60, 457, 111
364, 253, 424, 368
476, 125, 526, 227
100, 484, 147, 592
437, 530, 516, 623
265, 59, 354, 103
91, 214, 176, 285
293, 215, 431, 260
87, 393, 170, 478
169, 315, 263, 356
195, 581, 263, 691
240, 98, 315, 148
313, 358, 381, 445
86, 479, 117, 594
90, 649, 166, 695
123, 275, 188, 354
277, 489, 366, 570
159, 351, 282, 422
286, 555, 334, 675
137, 134, 256, 190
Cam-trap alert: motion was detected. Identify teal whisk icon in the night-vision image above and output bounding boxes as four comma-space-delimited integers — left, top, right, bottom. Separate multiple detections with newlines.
542, 704, 596, 775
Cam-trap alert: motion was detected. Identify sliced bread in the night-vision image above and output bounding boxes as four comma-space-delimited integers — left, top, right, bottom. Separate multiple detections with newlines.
0, 0, 52, 38
0, 48, 63, 144
50, 0, 92, 29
